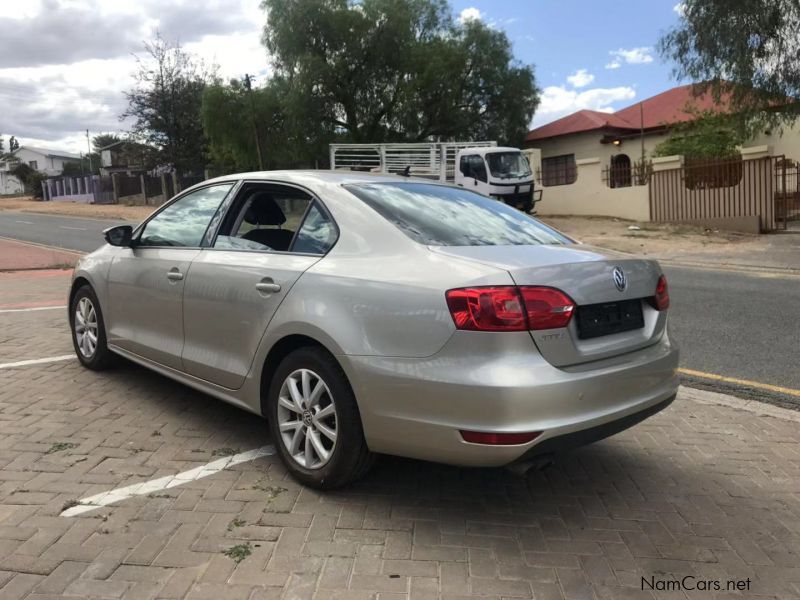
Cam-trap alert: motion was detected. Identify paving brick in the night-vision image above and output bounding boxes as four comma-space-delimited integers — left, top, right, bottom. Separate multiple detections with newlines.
1, 276, 800, 599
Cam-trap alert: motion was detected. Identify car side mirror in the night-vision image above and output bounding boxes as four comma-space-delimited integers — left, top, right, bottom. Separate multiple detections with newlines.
104, 225, 133, 247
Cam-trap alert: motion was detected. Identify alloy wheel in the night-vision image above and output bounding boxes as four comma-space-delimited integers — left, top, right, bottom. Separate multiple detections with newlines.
276, 368, 338, 469
74, 297, 99, 358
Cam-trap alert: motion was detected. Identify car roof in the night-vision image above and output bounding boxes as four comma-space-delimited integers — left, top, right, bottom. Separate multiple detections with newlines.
203, 169, 432, 187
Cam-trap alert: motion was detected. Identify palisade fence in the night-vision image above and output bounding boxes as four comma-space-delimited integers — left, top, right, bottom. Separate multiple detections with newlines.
648, 155, 797, 232
42, 169, 216, 206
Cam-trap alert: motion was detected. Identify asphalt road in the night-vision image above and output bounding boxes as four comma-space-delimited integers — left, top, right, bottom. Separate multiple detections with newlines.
0, 211, 130, 253
664, 265, 800, 392
1, 211, 798, 396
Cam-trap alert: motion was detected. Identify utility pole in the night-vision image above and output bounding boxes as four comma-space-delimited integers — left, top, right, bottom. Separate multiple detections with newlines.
86, 129, 94, 173
243, 74, 264, 170
639, 102, 645, 182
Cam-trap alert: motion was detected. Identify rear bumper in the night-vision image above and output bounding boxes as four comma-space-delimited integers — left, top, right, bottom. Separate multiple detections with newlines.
342, 329, 679, 467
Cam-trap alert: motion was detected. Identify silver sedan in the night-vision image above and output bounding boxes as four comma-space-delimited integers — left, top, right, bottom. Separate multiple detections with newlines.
68, 171, 679, 488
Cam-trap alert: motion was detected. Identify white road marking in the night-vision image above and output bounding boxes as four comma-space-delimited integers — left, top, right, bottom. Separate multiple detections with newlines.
14, 220, 35, 225
0, 354, 74, 369
61, 445, 276, 517
0, 305, 66, 314
58, 226, 87, 231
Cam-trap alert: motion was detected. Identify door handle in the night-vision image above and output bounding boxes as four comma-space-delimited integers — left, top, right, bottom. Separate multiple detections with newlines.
256, 281, 281, 294
166, 269, 184, 281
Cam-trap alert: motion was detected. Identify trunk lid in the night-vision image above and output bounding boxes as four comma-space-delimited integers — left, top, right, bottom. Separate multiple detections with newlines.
430, 243, 667, 367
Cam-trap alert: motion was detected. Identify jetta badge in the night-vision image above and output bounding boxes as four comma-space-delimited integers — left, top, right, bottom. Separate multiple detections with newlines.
612, 267, 627, 292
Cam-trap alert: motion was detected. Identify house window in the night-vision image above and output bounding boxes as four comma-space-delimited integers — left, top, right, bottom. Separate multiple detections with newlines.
29, 160, 38, 170
609, 154, 632, 188
541, 154, 576, 186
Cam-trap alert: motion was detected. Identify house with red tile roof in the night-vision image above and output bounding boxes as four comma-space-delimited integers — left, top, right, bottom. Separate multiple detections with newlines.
524, 83, 797, 189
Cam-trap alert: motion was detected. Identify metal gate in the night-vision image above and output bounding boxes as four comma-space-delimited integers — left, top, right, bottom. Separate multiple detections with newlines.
775, 158, 800, 229
649, 155, 787, 232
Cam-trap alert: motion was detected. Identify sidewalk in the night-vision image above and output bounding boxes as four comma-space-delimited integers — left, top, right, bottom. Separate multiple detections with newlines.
0, 237, 81, 272
543, 216, 800, 273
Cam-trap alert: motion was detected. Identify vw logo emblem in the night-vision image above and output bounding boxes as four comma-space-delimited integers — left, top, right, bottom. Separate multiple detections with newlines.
612, 267, 627, 292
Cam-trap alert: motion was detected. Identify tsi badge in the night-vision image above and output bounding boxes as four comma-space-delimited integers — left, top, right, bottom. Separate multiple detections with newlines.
612, 266, 627, 292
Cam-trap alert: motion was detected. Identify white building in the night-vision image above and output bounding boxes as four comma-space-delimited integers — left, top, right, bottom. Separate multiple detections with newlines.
0, 146, 81, 195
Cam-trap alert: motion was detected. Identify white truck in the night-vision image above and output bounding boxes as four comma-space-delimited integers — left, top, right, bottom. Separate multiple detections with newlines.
329, 142, 540, 213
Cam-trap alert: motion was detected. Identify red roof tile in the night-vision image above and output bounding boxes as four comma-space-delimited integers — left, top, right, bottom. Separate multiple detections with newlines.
526, 84, 732, 142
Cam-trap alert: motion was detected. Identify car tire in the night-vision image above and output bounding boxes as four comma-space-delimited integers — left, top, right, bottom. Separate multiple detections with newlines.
267, 346, 374, 489
69, 284, 117, 371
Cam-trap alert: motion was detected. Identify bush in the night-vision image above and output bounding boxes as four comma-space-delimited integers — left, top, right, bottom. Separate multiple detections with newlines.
9, 162, 46, 198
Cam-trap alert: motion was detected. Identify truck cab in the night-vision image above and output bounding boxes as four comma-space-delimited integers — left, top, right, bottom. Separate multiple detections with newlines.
455, 147, 538, 213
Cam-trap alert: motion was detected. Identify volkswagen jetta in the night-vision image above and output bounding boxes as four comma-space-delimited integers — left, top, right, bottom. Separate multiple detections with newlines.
68, 171, 678, 488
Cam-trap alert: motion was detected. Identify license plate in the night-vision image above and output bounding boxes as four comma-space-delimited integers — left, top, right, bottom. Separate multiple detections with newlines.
517, 185, 531, 193
576, 299, 644, 340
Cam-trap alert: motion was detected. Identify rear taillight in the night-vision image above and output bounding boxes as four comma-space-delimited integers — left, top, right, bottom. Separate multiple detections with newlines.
654, 275, 669, 311
445, 287, 525, 331
445, 286, 574, 332
519, 287, 574, 330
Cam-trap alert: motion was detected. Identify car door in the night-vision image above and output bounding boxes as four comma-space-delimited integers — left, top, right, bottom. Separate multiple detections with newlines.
181, 182, 338, 389
106, 182, 235, 370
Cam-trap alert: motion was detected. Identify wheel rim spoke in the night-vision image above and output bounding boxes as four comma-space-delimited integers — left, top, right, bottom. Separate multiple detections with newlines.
314, 404, 335, 421
278, 395, 300, 413
289, 424, 304, 454
307, 380, 325, 407
316, 421, 337, 443
288, 377, 304, 410
307, 429, 329, 462
303, 430, 313, 465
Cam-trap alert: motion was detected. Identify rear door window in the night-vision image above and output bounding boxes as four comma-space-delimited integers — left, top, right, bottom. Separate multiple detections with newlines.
345, 182, 570, 247
291, 204, 337, 254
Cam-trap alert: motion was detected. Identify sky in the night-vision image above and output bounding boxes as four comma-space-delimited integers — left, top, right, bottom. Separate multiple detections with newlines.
0, 0, 685, 155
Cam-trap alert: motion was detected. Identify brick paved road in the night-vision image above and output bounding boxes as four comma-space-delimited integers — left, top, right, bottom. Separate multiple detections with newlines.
0, 271, 798, 599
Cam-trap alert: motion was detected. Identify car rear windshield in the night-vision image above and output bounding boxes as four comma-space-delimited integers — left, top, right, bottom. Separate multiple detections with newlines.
345, 182, 570, 246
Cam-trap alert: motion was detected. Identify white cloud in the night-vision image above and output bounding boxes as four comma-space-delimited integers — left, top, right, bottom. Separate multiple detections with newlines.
605, 47, 654, 69
532, 85, 636, 127
673, 2, 685, 16
0, 0, 266, 154
458, 7, 482, 24
566, 69, 594, 88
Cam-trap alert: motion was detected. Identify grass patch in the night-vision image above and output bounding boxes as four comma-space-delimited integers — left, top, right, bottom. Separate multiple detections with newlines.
227, 518, 246, 532
223, 542, 252, 563
61, 499, 80, 511
252, 482, 287, 500
212, 447, 237, 457
46, 442, 77, 454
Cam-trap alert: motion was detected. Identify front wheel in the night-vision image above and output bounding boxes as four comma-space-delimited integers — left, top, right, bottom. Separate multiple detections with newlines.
69, 285, 116, 370
267, 347, 374, 489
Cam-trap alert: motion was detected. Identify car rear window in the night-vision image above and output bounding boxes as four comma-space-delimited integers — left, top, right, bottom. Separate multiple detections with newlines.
345, 182, 571, 246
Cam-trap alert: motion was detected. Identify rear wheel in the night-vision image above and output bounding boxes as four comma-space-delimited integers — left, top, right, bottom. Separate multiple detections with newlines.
267, 347, 374, 489
69, 285, 116, 370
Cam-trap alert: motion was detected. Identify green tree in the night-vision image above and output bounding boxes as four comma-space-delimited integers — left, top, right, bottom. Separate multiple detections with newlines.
122, 34, 213, 173
8, 136, 19, 152
203, 76, 327, 172
247, 0, 537, 160
654, 109, 746, 158
659, 0, 800, 133
92, 133, 120, 152
9, 163, 45, 198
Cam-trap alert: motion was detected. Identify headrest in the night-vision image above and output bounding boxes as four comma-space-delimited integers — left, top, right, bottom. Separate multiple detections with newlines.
244, 191, 286, 226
